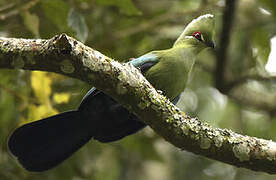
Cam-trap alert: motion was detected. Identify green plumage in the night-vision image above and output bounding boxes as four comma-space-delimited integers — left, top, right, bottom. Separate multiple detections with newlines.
174, 14, 215, 47
8, 14, 216, 172
142, 14, 215, 100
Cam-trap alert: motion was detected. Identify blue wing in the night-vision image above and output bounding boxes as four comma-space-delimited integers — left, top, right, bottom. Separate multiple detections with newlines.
130, 53, 159, 73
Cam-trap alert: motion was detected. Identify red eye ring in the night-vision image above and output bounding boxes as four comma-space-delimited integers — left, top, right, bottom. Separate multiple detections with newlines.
192, 31, 202, 41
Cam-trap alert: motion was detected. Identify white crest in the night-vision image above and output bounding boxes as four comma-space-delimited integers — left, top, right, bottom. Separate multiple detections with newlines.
183, 14, 214, 34
173, 14, 214, 47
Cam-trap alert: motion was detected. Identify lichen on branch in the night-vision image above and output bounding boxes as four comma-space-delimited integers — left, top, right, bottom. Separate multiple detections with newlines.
1, 34, 276, 174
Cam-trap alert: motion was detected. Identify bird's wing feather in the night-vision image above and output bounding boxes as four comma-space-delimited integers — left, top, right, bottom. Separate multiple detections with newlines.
130, 53, 159, 73
79, 87, 99, 106
75, 53, 160, 142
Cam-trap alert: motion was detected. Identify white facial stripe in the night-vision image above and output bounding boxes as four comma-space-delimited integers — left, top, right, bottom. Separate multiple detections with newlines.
184, 36, 194, 39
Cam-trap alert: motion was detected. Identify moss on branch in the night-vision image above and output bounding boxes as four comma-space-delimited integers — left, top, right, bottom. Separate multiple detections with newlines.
1, 34, 276, 174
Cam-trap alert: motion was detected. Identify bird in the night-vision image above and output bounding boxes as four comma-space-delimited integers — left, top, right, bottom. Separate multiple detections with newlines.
8, 14, 215, 172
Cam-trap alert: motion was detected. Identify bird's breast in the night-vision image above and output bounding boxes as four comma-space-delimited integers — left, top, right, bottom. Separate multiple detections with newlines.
144, 58, 191, 100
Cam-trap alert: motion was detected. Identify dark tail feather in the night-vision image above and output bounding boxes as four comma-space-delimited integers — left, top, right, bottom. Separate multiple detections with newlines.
94, 113, 146, 143
79, 89, 146, 143
8, 110, 93, 172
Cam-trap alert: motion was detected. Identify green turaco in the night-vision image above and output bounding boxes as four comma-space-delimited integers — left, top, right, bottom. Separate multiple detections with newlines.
8, 14, 215, 172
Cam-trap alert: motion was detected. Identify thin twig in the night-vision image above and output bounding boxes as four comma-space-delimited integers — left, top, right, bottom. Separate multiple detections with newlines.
0, 0, 39, 20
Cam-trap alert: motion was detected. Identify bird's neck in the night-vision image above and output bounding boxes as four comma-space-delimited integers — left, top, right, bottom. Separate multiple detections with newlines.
173, 37, 208, 54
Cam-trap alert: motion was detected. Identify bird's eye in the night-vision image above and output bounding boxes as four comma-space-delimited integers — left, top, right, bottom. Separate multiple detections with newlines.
192, 31, 202, 41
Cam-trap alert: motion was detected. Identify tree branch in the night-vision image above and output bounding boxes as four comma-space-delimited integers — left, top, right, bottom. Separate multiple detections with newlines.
215, 0, 237, 93
0, 0, 39, 20
229, 83, 276, 113
1, 34, 276, 174
197, 57, 276, 112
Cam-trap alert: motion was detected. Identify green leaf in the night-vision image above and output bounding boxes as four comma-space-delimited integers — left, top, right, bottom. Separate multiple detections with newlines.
21, 11, 40, 37
95, 0, 141, 16
41, 0, 70, 31
67, 8, 88, 43
252, 27, 271, 65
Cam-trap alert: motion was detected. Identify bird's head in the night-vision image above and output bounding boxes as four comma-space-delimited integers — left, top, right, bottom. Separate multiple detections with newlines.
173, 14, 215, 49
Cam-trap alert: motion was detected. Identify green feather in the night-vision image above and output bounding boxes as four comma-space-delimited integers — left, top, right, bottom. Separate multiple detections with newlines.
174, 14, 215, 47
143, 14, 215, 100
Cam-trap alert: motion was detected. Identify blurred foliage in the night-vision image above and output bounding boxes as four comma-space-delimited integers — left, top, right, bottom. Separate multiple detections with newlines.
0, 0, 276, 179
